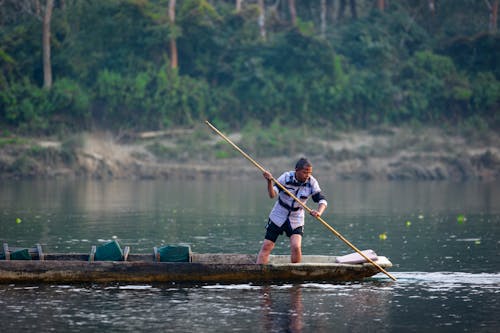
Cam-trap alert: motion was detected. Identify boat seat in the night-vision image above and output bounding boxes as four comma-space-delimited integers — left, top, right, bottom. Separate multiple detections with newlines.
1, 243, 44, 260
89, 240, 130, 262
154, 245, 192, 262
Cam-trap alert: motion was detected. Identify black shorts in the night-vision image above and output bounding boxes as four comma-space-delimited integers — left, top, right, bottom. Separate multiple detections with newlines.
264, 219, 304, 243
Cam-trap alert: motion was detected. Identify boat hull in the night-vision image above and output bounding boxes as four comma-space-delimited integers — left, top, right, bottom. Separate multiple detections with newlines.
0, 254, 393, 284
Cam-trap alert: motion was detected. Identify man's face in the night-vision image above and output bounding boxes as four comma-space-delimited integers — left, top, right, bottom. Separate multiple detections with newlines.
295, 166, 312, 183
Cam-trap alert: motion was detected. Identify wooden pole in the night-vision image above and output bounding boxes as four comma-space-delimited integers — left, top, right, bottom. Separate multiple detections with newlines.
205, 121, 396, 281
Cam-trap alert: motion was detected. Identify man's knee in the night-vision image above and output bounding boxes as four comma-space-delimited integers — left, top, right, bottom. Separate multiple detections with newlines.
261, 240, 275, 252
257, 240, 275, 264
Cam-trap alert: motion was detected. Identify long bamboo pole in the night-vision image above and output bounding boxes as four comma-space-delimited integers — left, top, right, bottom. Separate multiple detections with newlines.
205, 120, 396, 281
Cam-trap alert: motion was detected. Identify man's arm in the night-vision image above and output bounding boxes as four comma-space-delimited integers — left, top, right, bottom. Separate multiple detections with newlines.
311, 192, 327, 217
263, 171, 276, 198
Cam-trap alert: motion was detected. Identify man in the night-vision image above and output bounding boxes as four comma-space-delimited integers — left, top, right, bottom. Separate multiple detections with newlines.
257, 158, 327, 264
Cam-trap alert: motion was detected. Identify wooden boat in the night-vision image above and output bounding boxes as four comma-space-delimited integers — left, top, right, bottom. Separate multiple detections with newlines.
0, 244, 393, 284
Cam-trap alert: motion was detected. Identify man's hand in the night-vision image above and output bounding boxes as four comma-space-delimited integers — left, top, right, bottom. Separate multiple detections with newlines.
310, 210, 322, 218
263, 171, 273, 181
310, 203, 326, 218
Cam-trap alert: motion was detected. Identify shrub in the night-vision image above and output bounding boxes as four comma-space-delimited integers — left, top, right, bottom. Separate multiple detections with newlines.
398, 51, 472, 122
0, 78, 51, 132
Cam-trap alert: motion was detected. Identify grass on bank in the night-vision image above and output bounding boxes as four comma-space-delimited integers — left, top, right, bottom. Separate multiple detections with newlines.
1, 117, 498, 172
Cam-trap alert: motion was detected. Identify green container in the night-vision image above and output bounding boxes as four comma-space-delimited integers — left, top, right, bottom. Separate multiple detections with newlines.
157, 245, 191, 262
10, 248, 32, 260
95, 240, 123, 261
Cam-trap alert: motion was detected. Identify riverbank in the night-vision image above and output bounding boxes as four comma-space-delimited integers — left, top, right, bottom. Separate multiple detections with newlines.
1, 125, 499, 181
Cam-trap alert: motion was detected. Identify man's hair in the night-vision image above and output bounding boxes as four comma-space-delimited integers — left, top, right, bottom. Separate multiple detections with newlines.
295, 157, 312, 170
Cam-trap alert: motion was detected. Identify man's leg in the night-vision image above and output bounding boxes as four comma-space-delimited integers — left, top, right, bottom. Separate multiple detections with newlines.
257, 239, 275, 264
290, 234, 302, 263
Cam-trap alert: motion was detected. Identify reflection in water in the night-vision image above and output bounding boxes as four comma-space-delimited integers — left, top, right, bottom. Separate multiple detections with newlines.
0, 179, 269, 253
262, 285, 304, 333
304, 282, 394, 332
260, 282, 394, 333
0, 274, 499, 332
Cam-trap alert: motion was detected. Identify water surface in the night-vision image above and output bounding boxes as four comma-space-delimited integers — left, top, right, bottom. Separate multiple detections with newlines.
1, 179, 499, 332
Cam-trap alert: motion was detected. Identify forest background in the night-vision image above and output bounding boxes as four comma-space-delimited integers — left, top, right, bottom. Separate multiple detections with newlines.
0, 0, 499, 180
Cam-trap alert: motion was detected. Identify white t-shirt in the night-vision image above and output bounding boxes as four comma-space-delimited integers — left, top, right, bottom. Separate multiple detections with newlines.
268, 171, 327, 230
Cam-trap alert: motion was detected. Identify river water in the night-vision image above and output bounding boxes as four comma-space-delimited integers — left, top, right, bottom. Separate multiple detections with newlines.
1, 179, 499, 332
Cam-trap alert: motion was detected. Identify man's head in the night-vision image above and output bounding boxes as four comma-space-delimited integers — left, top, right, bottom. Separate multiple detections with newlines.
295, 158, 312, 183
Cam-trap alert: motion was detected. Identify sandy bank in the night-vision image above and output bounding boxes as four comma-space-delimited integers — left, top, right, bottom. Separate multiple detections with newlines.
1, 127, 499, 181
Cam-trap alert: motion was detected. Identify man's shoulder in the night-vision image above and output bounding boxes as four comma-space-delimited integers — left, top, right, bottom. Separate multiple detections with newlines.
278, 170, 294, 180
308, 175, 321, 188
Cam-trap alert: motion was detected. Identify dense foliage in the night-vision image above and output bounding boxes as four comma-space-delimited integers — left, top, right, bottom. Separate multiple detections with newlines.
0, 0, 499, 134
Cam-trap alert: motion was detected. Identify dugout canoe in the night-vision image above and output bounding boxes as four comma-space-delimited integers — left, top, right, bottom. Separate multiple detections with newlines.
0, 252, 393, 284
